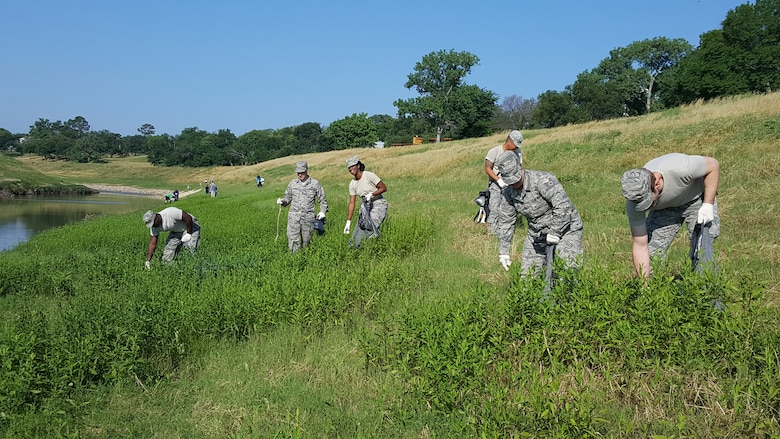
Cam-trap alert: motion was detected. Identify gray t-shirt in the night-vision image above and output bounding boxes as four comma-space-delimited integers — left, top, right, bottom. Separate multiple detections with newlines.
626, 153, 707, 227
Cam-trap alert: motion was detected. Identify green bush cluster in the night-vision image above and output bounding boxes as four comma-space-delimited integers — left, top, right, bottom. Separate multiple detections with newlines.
0, 194, 437, 433
361, 265, 780, 436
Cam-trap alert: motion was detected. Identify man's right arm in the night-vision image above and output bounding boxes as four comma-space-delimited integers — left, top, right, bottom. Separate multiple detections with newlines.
626, 202, 651, 277
485, 159, 499, 182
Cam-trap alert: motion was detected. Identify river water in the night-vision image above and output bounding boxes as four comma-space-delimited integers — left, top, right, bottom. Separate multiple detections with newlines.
0, 193, 160, 252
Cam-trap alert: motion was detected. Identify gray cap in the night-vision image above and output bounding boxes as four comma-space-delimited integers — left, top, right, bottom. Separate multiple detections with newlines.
621, 169, 653, 211
496, 150, 523, 185
295, 161, 308, 173
509, 130, 523, 147
346, 156, 359, 167
143, 210, 156, 228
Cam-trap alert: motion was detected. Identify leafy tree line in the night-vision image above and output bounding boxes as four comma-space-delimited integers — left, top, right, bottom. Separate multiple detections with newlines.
533, 0, 780, 127
2, 0, 777, 165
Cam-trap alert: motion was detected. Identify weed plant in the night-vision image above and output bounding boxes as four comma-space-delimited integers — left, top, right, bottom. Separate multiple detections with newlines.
2, 93, 780, 437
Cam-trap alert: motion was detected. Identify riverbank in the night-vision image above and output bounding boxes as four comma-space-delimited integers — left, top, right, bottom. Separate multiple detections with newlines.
83, 184, 202, 198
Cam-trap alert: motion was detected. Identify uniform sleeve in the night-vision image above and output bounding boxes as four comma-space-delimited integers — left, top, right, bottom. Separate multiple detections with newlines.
538, 174, 576, 237
283, 181, 294, 203
317, 181, 328, 213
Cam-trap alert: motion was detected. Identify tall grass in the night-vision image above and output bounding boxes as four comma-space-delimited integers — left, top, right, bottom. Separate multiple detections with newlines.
2, 92, 780, 437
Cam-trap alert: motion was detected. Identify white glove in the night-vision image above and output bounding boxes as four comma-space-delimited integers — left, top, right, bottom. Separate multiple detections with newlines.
181, 232, 192, 243
363, 193, 373, 203
316, 212, 326, 220
276, 198, 284, 205
499, 254, 511, 271
144, 260, 151, 270
546, 234, 560, 245
343, 220, 351, 234
697, 202, 714, 224
496, 178, 507, 189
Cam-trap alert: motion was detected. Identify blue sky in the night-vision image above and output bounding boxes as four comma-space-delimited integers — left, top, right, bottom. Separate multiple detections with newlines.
1, 0, 745, 137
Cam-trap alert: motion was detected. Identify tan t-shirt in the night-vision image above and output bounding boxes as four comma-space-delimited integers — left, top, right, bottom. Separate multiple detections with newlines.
349, 171, 382, 197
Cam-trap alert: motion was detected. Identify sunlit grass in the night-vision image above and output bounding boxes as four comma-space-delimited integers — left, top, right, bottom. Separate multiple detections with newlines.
2, 91, 780, 437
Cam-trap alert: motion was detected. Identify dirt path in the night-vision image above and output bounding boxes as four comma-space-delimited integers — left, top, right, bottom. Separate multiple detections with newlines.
83, 184, 201, 198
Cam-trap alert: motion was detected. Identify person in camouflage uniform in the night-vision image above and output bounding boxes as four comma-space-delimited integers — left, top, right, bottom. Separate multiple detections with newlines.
484, 130, 524, 234
621, 153, 720, 278
494, 150, 583, 275
277, 161, 328, 253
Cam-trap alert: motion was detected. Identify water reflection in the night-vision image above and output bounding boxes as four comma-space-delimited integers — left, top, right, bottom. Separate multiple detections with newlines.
0, 194, 160, 252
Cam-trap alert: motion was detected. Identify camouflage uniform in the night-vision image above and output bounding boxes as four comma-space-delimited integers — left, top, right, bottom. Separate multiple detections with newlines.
496, 168, 583, 276
280, 176, 328, 253
623, 153, 720, 263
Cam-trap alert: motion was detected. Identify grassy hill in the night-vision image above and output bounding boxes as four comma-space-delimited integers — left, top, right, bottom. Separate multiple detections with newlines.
2, 92, 780, 437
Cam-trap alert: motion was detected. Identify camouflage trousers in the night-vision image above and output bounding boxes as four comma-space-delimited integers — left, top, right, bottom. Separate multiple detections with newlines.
520, 228, 583, 277
647, 198, 720, 259
287, 211, 315, 253
162, 218, 201, 262
486, 181, 501, 235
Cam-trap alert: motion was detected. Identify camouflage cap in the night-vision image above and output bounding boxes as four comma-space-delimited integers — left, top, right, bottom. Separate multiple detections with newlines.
295, 161, 308, 173
621, 168, 653, 211
143, 210, 156, 228
507, 130, 524, 165
346, 156, 359, 167
496, 150, 523, 185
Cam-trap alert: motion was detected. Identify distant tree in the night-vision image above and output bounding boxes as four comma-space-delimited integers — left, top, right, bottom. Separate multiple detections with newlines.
445, 84, 498, 138
533, 89, 587, 128
0, 128, 14, 150
495, 95, 538, 130
65, 116, 90, 138
394, 49, 494, 142
293, 122, 325, 153
664, 0, 780, 105
122, 135, 147, 156
622, 37, 693, 112
323, 113, 377, 150
138, 123, 156, 136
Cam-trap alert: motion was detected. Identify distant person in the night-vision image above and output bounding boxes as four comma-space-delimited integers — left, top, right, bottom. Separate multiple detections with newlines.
256, 175, 264, 187
484, 130, 523, 235
210, 181, 217, 197
173, 189, 179, 201
621, 153, 720, 278
142, 207, 201, 269
494, 150, 583, 275
343, 156, 387, 247
276, 161, 328, 253
164, 193, 173, 204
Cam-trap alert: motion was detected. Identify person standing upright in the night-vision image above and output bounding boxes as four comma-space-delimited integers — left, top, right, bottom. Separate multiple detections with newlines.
277, 161, 328, 253
484, 130, 523, 234
343, 156, 388, 245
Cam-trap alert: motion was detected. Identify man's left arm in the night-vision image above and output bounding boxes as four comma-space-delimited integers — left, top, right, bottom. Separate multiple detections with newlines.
181, 211, 194, 234
701, 156, 720, 204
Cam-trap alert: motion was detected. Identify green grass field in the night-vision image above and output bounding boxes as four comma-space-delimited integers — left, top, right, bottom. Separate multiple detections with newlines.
2, 93, 779, 437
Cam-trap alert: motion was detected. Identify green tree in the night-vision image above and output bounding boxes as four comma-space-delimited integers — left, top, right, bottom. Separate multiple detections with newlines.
664, 0, 780, 105
533, 89, 587, 128
622, 37, 693, 111
137, 124, 155, 136
394, 49, 494, 142
323, 113, 377, 150
65, 116, 90, 138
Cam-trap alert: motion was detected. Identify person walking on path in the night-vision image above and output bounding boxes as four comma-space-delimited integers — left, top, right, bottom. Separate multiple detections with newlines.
343, 156, 388, 244
276, 161, 328, 253
621, 153, 720, 278
143, 206, 201, 268
484, 130, 524, 235
494, 150, 583, 275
